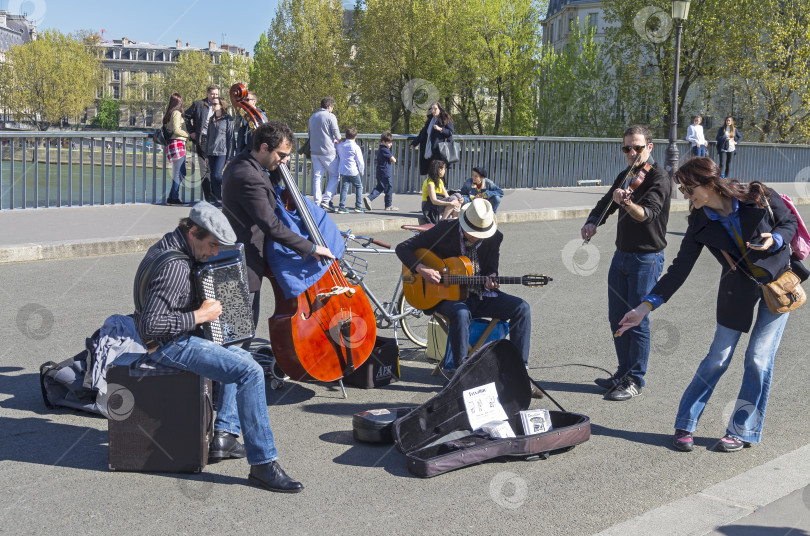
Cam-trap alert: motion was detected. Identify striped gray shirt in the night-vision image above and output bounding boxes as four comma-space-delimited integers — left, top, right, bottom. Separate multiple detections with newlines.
133, 228, 201, 347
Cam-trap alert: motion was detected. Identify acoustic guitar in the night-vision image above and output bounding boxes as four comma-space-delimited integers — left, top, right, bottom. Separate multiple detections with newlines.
401, 248, 552, 310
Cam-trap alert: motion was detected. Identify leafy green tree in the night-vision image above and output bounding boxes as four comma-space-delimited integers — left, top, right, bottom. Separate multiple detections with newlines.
0, 30, 101, 130
91, 93, 121, 129
252, 0, 351, 131
601, 0, 727, 132
536, 21, 624, 137
123, 71, 164, 127
353, 0, 458, 133
452, 0, 544, 135
161, 51, 214, 106
213, 53, 252, 98
726, 0, 810, 142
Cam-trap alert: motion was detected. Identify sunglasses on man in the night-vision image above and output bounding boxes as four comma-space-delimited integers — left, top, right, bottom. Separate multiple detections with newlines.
621, 144, 647, 154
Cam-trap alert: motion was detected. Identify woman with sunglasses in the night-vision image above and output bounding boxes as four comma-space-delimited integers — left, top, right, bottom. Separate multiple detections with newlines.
616, 157, 797, 453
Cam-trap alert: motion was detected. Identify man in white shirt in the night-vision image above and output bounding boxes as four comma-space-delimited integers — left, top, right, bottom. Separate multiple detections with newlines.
686, 115, 708, 157
307, 97, 341, 211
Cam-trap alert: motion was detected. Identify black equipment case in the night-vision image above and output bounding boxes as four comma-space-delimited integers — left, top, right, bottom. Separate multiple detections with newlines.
392, 339, 590, 478
107, 363, 213, 473
343, 336, 399, 389
353, 407, 414, 443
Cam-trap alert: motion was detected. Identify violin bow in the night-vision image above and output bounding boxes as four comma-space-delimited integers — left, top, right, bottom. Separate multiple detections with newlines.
582, 152, 645, 246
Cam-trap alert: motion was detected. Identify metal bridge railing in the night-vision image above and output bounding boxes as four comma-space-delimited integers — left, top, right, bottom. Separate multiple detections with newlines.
2, 130, 808, 209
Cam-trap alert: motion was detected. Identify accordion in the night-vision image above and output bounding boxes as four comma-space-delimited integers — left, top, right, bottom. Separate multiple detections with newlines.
194, 243, 255, 346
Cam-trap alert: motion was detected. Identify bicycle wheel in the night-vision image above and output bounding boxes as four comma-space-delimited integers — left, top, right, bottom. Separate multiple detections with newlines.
397, 290, 429, 347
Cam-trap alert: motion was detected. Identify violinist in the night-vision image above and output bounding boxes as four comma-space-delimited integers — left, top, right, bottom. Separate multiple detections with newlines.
580, 124, 672, 401
222, 121, 334, 342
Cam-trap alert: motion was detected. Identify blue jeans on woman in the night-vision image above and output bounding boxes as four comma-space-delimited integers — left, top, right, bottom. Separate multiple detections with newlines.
338, 174, 363, 210
607, 250, 665, 387
208, 154, 227, 202
674, 300, 789, 443
169, 156, 186, 201
149, 334, 278, 465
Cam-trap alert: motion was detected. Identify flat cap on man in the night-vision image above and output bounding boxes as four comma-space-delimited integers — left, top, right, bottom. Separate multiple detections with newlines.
189, 201, 236, 245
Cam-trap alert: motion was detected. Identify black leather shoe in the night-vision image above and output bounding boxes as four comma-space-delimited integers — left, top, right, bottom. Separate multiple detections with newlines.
209, 431, 246, 461
248, 461, 304, 493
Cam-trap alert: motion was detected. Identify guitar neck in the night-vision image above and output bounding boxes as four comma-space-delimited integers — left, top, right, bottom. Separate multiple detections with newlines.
442, 275, 524, 285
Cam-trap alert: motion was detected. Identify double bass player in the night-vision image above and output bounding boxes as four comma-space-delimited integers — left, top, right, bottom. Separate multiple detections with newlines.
222, 121, 334, 345
580, 124, 672, 401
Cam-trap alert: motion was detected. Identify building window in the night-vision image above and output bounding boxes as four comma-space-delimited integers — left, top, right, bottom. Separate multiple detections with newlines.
113, 69, 120, 81
587, 12, 598, 30
113, 86, 119, 99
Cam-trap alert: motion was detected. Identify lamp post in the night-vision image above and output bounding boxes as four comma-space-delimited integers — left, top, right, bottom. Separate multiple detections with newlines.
665, 0, 691, 179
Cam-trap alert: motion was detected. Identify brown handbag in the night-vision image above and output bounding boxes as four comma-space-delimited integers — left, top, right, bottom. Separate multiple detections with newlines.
721, 250, 806, 314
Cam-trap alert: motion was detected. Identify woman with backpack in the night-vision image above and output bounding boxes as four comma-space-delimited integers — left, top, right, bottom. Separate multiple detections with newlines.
616, 157, 798, 453
163, 93, 189, 205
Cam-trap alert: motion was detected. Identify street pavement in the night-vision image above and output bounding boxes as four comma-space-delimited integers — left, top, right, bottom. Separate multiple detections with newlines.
1, 184, 809, 535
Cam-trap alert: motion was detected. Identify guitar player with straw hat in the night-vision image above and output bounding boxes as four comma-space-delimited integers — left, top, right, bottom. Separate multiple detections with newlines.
396, 198, 547, 397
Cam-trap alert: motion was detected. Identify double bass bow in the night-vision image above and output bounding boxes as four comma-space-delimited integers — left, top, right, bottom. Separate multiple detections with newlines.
229, 84, 377, 383
582, 152, 653, 245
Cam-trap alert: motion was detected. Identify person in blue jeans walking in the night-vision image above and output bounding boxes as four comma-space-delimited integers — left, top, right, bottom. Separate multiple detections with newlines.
581, 124, 672, 401
363, 131, 398, 211
617, 157, 797, 453
336, 127, 365, 213
133, 201, 303, 493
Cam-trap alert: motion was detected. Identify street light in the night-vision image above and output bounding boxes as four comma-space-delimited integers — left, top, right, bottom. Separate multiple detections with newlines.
665, 0, 691, 179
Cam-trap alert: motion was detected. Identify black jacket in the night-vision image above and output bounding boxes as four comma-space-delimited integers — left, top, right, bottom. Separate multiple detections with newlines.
396, 219, 502, 309
716, 126, 742, 153
411, 116, 454, 176
221, 151, 313, 291
651, 190, 797, 332
184, 98, 213, 154
586, 161, 672, 253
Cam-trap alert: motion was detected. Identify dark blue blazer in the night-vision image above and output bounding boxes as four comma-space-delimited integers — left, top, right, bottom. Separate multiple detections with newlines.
716, 127, 742, 153
651, 190, 797, 332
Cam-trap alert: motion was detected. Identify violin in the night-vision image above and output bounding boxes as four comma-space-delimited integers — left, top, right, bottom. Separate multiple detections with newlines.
582, 153, 652, 245
229, 84, 377, 383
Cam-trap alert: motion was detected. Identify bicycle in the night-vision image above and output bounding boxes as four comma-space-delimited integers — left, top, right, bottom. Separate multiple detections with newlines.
339, 229, 430, 347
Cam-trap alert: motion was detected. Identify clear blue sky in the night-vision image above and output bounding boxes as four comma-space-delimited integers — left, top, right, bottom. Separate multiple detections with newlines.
6, 0, 284, 52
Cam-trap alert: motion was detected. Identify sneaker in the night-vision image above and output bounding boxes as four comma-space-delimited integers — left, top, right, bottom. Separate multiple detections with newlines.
362, 196, 372, 211
605, 378, 642, 401
594, 373, 621, 391
720, 174, 725, 179
672, 429, 694, 452
353, 207, 365, 213
384, 206, 400, 211
336, 207, 350, 214
716, 433, 745, 452
320, 201, 335, 213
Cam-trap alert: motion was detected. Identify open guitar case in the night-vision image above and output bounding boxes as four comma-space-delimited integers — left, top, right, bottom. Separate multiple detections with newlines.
391, 339, 590, 478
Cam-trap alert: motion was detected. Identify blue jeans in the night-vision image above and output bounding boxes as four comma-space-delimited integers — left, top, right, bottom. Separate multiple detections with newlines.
169, 156, 185, 201
149, 334, 277, 465
208, 154, 227, 201
367, 175, 393, 207
691, 145, 706, 157
674, 300, 789, 443
607, 250, 665, 386
433, 291, 531, 367
339, 174, 363, 210
486, 195, 501, 213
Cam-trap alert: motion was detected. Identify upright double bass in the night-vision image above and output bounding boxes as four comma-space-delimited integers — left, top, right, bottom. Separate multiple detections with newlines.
229, 84, 376, 382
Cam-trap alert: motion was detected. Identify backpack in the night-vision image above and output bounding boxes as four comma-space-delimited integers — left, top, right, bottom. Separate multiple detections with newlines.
39, 249, 189, 415
39, 329, 105, 416
153, 124, 171, 146
779, 194, 810, 260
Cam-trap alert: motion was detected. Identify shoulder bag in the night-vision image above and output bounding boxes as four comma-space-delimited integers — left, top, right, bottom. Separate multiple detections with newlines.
720, 250, 805, 315
437, 140, 460, 164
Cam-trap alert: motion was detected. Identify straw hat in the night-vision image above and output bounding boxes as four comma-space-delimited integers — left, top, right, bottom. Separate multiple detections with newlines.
459, 198, 497, 239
